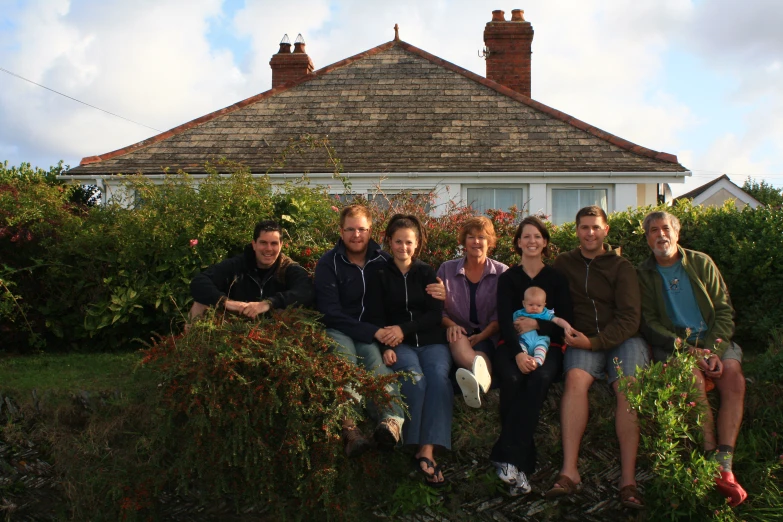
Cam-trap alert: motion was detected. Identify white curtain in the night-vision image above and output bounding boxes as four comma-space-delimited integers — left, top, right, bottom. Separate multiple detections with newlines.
467, 188, 523, 213
552, 189, 607, 225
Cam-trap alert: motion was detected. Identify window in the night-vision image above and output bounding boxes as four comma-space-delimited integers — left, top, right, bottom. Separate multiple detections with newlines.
369, 193, 432, 213
331, 192, 432, 212
466, 187, 525, 214
551, 188, 608, 225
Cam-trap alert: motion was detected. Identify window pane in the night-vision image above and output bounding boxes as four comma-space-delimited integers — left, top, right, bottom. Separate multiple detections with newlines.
579, 189, 607, 210
552, 189, 579, 225
466, 188, 493, 214
369, 193, 432, 213
495, 189, 524, 211
552, 188, 608, 225
467, 188, 523, 213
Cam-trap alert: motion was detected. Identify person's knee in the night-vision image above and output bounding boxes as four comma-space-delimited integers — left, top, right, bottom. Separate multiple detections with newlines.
719, 360, 745, 396
565, 368, 593, 392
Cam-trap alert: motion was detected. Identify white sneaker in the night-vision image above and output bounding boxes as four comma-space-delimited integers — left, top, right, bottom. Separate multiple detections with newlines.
456, 368, 481, 408
472, 355, 491, 394
493, 461, 520, 486
511, 470, 532, 495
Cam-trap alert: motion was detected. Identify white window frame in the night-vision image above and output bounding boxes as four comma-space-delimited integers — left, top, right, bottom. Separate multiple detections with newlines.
462, 184, 527, 214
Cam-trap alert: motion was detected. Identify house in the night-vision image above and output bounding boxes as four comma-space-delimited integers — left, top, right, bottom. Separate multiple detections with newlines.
62, 9, 690, 225
674, 174, 761, 210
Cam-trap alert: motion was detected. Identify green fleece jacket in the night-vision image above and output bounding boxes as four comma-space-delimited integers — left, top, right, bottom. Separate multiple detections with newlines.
553, 245, 641, 351
637, 246, 734, 356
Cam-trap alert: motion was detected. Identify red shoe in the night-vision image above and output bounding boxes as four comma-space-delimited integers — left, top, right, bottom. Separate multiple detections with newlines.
715, 471, 747, 507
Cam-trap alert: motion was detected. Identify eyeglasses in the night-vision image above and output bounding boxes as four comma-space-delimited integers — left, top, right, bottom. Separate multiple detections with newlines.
342, 227, 370, 234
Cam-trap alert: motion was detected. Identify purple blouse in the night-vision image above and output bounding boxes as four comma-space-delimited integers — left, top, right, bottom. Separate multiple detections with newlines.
437, 257, 508, 343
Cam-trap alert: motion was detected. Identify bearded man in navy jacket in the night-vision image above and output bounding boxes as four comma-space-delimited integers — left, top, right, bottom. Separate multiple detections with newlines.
314, 204, 405, 457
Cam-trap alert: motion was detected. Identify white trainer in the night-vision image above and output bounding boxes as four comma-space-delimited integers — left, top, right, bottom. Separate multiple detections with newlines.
511, 470, 532, 495
493, 461, 520, 486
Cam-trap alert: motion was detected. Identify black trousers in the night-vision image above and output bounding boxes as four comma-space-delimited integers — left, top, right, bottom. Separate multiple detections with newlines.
489, 341, 564, 474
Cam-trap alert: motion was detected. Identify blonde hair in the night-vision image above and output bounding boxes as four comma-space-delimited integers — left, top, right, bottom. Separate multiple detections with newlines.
340, 204, 372, 227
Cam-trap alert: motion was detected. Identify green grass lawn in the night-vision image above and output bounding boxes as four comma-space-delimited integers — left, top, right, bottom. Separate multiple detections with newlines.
0, 352, 143, 395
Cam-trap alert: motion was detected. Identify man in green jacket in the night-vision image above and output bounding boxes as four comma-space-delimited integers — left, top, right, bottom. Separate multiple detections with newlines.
546, 206, 648, 509
637, 210, 747, 507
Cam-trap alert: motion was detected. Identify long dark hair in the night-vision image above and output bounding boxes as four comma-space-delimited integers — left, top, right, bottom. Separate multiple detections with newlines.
384, 214, 427, 258
513, 216, 550, 257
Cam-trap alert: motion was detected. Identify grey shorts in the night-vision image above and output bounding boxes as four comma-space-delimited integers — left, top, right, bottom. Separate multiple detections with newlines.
564, 335, 651, 384
652, 341, 743, 364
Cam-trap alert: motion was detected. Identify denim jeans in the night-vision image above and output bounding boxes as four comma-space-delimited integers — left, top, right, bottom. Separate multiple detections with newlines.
391, 343, 453, 449
326, 328, 404, 425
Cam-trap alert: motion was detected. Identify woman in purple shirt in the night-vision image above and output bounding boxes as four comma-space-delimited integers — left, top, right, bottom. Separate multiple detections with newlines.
429, 216, 508, 408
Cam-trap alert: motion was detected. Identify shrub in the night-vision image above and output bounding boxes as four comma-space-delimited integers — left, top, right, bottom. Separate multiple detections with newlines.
0, 161, 84, 350
618, 339, 723, 517
139, 308, 400, 519
3, 151, 783, 352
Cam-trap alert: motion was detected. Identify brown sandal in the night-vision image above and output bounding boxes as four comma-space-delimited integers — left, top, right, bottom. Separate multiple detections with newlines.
619, 484, 645, 510
545, 474, 582, 498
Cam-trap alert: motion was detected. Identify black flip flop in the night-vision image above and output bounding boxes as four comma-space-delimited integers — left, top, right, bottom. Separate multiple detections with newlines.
415, 456, 447, 488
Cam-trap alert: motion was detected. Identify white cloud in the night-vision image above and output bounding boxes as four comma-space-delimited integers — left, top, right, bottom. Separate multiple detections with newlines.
1, 0, 249, 167
0, 0, 781, 190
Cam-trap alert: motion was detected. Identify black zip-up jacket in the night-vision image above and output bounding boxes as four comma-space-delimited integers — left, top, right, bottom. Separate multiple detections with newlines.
314, 238, 391, 343
191, 245, 313, 310
368, 258, 447, 347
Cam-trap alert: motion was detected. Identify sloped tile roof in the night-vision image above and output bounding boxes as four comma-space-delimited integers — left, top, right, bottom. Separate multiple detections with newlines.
674, 174, 729, 200
69, 40, 687, 176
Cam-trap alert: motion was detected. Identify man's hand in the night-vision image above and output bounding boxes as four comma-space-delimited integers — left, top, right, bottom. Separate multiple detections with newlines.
467, 333, 485, 347
565, 329, 591, 349
240, 300, 271, 318
514, 316, 538, 334
446, 325, 467, 343
697, 352, 723, 379
383, 349, 397, 366
425, 277, 446, 301
515, 352, 538, 374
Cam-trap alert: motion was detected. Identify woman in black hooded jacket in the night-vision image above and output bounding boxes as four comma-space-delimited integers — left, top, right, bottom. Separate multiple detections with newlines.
371, 214, 452, 488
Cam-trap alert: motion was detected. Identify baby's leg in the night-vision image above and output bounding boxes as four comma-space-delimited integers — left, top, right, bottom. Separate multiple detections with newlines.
533, 345, 548, 367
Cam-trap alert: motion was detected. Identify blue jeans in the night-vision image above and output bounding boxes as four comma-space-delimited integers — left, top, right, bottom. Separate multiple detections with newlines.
391, 343, 453, 449
326, 329, 404, 425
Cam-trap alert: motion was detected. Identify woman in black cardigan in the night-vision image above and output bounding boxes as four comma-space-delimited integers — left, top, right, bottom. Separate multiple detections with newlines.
489, 216, 574, 495
372, 214, 452, 488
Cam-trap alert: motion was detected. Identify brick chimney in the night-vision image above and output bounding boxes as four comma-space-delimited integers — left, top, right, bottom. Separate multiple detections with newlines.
483, 9, 534, 97
269, 33, 314, 88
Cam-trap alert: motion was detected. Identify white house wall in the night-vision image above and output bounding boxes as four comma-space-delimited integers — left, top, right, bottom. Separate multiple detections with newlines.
63, 171, 689, 219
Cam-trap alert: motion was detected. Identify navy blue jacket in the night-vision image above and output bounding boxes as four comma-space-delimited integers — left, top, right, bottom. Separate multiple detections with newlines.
314, 238, 391, 343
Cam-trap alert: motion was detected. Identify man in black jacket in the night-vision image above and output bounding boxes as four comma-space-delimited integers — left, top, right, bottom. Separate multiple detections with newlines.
314, 205, 404, 457
190, 220, 313, 319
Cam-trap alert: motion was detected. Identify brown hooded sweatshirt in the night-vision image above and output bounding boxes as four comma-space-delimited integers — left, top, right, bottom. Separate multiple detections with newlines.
553, 245, 641, 351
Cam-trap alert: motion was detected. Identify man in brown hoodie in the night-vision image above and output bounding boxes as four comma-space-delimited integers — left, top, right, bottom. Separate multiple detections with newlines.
545, 206, 648, 510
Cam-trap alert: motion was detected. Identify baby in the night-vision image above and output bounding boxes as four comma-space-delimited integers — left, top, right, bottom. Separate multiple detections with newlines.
512, 286, 573, 367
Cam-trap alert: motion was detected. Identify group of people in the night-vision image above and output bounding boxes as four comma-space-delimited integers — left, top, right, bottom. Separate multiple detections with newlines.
189, 205, 748, 508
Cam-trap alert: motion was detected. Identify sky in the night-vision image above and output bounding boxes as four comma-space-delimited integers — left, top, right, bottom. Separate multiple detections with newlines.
1, 0, 782, 196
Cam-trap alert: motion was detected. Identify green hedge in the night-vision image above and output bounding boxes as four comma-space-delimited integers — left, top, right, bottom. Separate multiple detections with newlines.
2, 161, 782, 352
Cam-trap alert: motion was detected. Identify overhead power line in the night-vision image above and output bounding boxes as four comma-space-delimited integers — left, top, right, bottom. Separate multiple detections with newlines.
0, 66, 163, 132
